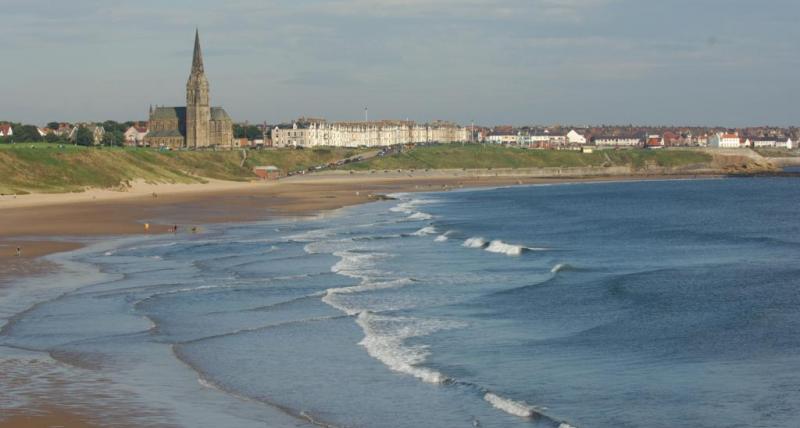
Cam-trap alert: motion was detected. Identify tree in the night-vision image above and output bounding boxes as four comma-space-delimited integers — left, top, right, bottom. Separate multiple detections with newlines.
233, 124, 262, 140
102, 130, 124, 146
44, 133, 63, 143
13, 124, 42, 142
75, 127, 94, 146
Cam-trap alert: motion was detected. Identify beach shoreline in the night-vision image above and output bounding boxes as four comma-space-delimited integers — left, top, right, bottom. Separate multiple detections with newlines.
0, 171, 724, 428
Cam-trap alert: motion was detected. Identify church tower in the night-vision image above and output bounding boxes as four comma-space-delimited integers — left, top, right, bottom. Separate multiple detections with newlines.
186, 29, 210, 148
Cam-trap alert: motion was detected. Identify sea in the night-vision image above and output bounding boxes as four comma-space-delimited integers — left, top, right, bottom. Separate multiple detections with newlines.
2, 177, 800, 427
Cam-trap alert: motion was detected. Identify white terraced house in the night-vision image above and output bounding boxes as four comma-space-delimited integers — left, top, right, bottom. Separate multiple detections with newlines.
593, 136, 642, 147
708, 132, 741, 148
272, 118, 468, 148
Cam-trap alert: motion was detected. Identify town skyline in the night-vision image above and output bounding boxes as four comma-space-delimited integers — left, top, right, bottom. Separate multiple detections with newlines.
2, 0, 799, 127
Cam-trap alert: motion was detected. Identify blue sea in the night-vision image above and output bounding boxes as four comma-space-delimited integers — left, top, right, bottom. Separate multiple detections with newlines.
2, 177, 800, 427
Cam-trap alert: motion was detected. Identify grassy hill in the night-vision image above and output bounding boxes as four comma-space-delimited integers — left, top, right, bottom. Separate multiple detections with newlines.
342, 144, 713, 171
0, 143, 725, 195
0, 144, 362, 194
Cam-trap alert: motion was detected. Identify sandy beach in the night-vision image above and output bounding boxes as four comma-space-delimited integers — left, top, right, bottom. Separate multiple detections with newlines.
0, 170, 719, 428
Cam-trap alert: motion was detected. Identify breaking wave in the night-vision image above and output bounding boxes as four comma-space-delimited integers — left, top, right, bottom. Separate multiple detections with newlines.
463, 237, 489, 248
407, 212, 433, 221
485, 240, 527, 257
356, 312, 465, 385
464, 237, 547, 256
412, 226, 438, 236
551, 263, 574, 273
483, 393, 542, 418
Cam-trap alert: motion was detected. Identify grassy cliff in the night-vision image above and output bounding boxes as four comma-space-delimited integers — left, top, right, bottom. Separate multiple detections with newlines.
0, 143, 728, 195
0, 144, 361, 194
342, 144, 712, 171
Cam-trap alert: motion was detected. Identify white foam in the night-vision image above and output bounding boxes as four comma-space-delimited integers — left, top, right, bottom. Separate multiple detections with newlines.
463, 237, 488, 248
407, 212, 433, 221
559, 423, 577, 428
330, 250, 386, 281
434, 234, 449, 242
304, 238, 352, 255
390, 198, 439, 215
323, 278, 415, 315
484, 393, 538, 418
551, 263, 570, 273
356, 312, 465, 384
390, 201, 416, 214
412, 226, 438, 236
485, 240, 526, 256
286, 228, 337, 243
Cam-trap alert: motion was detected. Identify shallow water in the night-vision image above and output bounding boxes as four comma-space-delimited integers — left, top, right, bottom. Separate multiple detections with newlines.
2, 177, 799, 427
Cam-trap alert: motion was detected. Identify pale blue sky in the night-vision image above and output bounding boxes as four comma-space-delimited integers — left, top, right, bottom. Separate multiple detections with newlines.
2, 0, 798, 126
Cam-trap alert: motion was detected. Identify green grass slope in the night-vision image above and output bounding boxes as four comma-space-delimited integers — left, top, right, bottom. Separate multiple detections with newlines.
0, 144, 362, 194
342, 144, 712, 171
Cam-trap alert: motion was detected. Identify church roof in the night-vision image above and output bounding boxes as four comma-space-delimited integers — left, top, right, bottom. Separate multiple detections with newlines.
151, 107, 186, 120
211, 107, 231, 121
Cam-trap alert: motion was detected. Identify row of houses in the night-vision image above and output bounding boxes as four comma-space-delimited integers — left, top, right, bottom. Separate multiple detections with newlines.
484, 129, 795, 150
271, 118, 469, 148
0, 122, 108, 144
708, 132, 794, 149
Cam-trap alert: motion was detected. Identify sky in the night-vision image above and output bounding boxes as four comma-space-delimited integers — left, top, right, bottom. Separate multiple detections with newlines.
1, 0, 798, 127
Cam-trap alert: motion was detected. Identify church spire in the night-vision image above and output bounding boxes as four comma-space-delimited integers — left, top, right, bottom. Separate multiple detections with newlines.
191, 28, 204, 74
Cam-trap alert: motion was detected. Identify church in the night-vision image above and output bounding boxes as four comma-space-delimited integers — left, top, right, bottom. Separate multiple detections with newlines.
145, 30, 233, 149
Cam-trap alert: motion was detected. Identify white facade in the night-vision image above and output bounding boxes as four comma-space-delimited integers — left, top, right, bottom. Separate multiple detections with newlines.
0, 124, 12, 137
753, 138, 794, 149
487, 134, 519, 144
272, 119, 468, 148
708, 132, 741, 148
567, 130, 587, 145
594, 137, 642, 147
124, 126, 149, 145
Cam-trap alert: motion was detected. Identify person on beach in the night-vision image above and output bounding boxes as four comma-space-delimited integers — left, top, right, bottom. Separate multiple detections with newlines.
16, 247, 21, 257
173, 225, 178, 233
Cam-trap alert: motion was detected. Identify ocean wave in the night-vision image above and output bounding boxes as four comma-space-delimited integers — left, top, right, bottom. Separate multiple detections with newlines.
485, 240, 526, 257
463, 237, 547, 256
322, 278, 416, 315
389, 201, 416, 214
330, 250, 387, 281
355, 312, 465, 385
286, 228, 338, 243
551, 263, 573, 273
484, 393, 541, 418
463, 237, 489, 248
412, 226, 438, 236
434, 230, 454, 242
407, 212, 433, 221
304, 238, 354, 255
390, 198, 439, 215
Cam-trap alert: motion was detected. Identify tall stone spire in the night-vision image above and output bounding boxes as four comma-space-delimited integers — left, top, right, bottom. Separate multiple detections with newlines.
191, 28, 204, 74
186, 29, 210, 148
